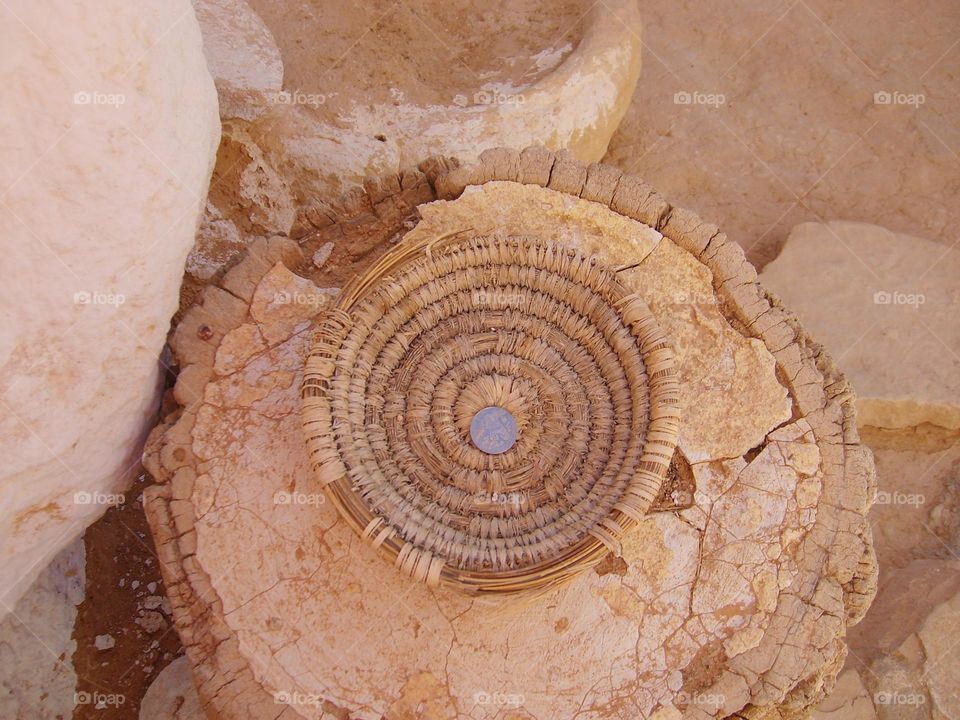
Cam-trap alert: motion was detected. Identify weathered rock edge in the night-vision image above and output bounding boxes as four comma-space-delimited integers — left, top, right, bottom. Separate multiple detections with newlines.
143, 147, 878, 720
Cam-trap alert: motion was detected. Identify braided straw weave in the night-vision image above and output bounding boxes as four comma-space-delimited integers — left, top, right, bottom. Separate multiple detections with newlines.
301, 233, 680, 594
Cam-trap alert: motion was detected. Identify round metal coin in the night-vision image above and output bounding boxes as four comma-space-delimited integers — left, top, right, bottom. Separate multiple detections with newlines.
469, 406, 518, 455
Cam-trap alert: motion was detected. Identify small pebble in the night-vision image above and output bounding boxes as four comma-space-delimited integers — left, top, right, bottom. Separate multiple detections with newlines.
136, 611, 166, 634
143, 595, 164, 610
94, 634, 115, 651
312, 242, 334, 269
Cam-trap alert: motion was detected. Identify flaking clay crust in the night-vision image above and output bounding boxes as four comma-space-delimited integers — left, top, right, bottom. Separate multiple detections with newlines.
144, 147, 876, 720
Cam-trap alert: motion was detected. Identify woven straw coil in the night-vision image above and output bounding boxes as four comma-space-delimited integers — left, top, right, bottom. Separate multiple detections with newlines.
302, 233, 680, 594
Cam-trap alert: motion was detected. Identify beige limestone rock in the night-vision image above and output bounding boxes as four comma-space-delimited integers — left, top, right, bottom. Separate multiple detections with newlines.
192, 0, 284, 122
867, 651, 931, 720
311, 242, 334, 269
849, 558, 960, 661
865, 443, 960, 570
248, 261, 336, 344
0, 539, 85, 719
181, 122, 299, 293
144, 150, 876, 719
812, 670, 878, 720
919, 592, 960, 720
185, 202, 246, 282
760, 221, 960, 433
0, 0, 220, 616
139, 656, 204, 720
216, 121, 298, 238
828, 428, 960, 720
638, 240, 792, 462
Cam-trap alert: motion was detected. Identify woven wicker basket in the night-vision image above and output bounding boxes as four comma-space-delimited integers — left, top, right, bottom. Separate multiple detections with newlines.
302, 232, 680, 594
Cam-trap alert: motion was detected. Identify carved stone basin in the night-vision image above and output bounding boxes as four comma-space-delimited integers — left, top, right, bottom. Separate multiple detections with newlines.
195, 0, 643, 198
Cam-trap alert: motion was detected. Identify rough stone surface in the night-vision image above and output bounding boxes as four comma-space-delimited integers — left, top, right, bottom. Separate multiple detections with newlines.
139, 656, 204, 720
212, 122, 299, 238
811, 669, 878, 720
637, 240, 792, 462
193, 0, 284, 122
865, 442, 960, 571
757, 221, 960, 720
918, 592, 960, 720
0, 539, 85, 719
0, 0, 220, 617
144, 151, 876, 719
181, 120, 299, 297
827, 429, 960, 720
185, 202, 246, 282
761, 221, 960, 432
311, 242, 334, 269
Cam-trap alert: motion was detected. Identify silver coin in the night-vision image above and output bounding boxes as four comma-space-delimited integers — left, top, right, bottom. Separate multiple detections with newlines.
469, 406, 518, 455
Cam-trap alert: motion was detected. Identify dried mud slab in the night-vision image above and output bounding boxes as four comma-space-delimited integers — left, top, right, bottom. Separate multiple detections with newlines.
144, 148, 877, 719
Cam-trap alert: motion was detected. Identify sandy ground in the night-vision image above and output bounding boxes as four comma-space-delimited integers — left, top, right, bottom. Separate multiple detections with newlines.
602, 0, 960, 268
72, 469, 185, 720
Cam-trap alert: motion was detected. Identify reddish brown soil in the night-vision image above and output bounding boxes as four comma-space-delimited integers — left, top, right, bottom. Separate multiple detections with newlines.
71, 467, 184, 720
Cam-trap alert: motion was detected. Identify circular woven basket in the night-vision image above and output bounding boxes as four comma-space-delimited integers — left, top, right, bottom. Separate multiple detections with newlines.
302, 232, 680, 594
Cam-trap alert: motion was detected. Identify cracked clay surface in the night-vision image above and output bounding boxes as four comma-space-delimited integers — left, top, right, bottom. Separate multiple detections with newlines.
143, 148, 876, 719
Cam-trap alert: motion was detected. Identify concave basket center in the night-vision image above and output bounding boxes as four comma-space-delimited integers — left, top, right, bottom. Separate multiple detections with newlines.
301, 234, 680, 593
